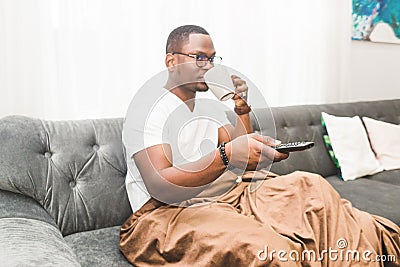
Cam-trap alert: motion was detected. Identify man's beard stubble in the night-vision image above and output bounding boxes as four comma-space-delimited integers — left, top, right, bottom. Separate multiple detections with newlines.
181, 81, 209, 93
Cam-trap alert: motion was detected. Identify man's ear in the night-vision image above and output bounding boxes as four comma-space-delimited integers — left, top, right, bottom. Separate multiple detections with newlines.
165, 53, 176, 71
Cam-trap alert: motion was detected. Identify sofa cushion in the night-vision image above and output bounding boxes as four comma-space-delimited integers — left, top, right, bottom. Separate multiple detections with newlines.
0, 218, 80, 266
325, 174, 400, 226
320, 112, 382, 180
65, 225, 133, 267
0, 116, 132, 236
362, 117, 400, 171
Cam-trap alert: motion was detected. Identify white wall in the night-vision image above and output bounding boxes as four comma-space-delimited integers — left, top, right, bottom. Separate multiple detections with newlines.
0, 0, 399, 120
344, 41, 400, 102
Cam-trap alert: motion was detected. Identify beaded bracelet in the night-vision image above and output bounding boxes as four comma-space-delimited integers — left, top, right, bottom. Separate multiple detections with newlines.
218, 142, 229, 167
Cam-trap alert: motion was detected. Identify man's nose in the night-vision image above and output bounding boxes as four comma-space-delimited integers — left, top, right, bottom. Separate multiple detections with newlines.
202, 60, 214, 71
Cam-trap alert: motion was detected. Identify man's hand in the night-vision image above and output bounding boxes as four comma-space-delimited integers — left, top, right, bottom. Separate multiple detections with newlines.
225, 133, 289, 170
231, 75, 248, 106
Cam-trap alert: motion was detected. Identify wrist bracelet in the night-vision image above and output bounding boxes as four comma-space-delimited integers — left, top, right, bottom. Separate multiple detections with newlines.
218, 142, 229, 167
234, 105, 251, 115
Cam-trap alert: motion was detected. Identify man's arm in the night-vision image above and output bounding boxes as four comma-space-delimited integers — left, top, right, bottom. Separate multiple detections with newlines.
133, 143, 226, 204
218, 115, 251, 144
218, 75, 253, 144
133, 134, 288, 204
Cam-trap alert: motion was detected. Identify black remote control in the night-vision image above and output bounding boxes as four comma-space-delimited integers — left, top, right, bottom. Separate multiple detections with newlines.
272, 141, 314, 153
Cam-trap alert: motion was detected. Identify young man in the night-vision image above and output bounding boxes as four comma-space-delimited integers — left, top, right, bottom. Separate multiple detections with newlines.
120, 25, 400, 266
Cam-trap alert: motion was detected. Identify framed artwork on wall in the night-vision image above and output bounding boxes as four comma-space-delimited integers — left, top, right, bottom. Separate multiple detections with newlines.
352, 0, 400, 44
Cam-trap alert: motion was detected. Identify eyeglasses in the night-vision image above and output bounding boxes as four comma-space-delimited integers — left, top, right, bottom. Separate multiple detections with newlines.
171, 52, 223, 68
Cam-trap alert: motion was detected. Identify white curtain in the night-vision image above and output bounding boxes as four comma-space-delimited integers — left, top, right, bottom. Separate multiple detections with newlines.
0, 0, 351, 120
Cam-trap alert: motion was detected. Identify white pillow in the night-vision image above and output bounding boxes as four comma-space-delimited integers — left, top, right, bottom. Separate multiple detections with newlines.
321, 112, 383, 181
362, 117, 400, 171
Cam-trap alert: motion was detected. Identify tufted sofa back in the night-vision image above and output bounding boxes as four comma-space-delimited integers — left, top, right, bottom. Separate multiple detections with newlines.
0, 116, 132, 236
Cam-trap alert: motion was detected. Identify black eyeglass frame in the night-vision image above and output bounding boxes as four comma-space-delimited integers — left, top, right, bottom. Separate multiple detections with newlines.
170, 52, 223, 68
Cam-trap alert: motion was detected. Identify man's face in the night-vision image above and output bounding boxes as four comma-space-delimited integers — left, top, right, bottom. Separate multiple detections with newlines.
171, 33, 216, 92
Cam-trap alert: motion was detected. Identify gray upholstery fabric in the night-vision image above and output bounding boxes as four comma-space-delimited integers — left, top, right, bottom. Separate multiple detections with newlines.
0, 116, 132, 236
65, 225, 133, 267
368, 169, 400, 186
326, 175, 400, 226
0, 217, 80, 266
0, 189, 57, 228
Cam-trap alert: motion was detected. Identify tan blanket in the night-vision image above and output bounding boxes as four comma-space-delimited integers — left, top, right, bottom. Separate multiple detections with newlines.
120, 171, 400, 266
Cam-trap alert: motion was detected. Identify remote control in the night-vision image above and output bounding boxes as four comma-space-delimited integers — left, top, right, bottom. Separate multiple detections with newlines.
272, 141, 314, 153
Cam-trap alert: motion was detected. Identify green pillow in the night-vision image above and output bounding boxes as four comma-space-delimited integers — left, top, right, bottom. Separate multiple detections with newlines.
321, 115, 343, 179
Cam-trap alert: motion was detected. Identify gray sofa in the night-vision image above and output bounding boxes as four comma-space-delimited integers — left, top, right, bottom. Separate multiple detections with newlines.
0, 99, 399, 266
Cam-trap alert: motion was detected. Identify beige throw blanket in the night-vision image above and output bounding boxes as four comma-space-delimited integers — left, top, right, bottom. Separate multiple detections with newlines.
120, 171, 400, 266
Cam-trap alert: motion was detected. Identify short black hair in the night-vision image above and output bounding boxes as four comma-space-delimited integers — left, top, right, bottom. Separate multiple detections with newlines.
166, 25, 209, 53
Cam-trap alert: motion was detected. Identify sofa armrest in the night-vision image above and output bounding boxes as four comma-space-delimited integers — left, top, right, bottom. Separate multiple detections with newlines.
0, 190, 81, 266
0, 217, 80, 266
0, 189, 57, 227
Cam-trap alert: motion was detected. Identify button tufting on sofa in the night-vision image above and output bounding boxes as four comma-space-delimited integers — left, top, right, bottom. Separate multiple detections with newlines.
93, 144, 99, 151
44, 152, 52, 158
69, 180, 77, 188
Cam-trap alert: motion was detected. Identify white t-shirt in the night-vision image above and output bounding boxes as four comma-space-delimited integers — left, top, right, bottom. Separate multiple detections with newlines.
122, 87, 231, 212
